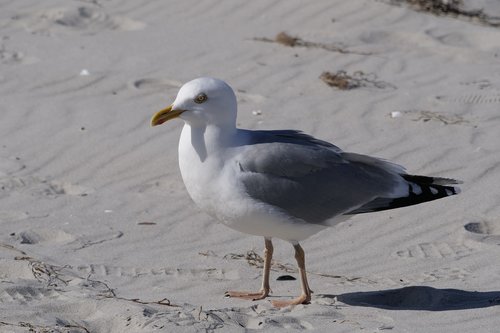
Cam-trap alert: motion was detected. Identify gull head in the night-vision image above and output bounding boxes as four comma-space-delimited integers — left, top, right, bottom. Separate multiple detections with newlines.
151, 77, 237, 128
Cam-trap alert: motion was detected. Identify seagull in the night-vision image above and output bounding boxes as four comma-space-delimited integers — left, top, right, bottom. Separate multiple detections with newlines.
151, 77, 460, 307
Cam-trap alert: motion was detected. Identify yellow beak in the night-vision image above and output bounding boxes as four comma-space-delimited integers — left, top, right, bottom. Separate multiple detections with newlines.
150, 104, 185, 126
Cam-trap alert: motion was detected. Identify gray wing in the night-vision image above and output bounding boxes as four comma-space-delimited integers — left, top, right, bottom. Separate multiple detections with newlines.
236, 130, 405, 225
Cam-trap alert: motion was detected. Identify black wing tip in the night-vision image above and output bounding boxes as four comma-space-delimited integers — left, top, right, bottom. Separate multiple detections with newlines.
401, 174, 463, 185
347, 177, 461, 215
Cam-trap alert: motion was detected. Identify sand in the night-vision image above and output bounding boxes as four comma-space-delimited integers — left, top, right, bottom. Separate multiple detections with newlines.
1, 0, 500, 332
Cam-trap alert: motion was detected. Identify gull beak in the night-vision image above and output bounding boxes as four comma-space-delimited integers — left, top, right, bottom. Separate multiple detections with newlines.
150, 104, 185, 126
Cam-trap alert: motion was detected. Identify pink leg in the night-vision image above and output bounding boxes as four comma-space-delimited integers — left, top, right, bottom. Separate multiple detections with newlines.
271, 243, 312, 308
226, 238, 273, 301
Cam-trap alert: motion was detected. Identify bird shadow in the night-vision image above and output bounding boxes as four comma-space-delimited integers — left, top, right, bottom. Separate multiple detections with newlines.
322, 286, 500, 311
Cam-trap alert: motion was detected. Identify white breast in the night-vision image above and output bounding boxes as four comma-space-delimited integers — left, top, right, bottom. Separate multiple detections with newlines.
177, 124, 327, 242
178, 125, 222, 217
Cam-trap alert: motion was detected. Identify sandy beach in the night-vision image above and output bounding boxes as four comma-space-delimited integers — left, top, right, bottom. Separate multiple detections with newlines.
1, 0, 500, 331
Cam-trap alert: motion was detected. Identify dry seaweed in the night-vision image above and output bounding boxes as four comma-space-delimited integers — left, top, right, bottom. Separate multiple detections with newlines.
410, 110, 468, 125
320, 70, 396, 90
383, 0, 500, 27
253, 32, 372, 55
392, 109, 469, 125
412, 110, 467, 124
0, 320, 91, 333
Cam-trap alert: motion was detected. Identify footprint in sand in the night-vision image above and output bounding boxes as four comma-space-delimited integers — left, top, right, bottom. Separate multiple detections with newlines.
232, 313, 315, 330
433, 75, 500, 104
436, 93, 500, 105
410, 267, 472, 284
425, 29, 471, 48
11, 228, 76, 245
139, 305, 320, 331
41, 180, 94, 196
0, 211, 29, 222
0, 176, 94, 197
9, 6, 145, 35
394, 241, 474, 259
464, 220, 500, 245
0, 156, 25, 177
75, 264, 240, 281
130, 78, 182, 93
27, 72, 110, 97
235, 90, 266, 104
0, 285, 67, 304
0, 44, 38, 65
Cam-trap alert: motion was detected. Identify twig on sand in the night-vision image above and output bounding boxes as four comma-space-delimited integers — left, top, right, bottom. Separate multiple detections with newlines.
113, 296, 177, 307
0, 243, 27, 255
86, 274, 180, 307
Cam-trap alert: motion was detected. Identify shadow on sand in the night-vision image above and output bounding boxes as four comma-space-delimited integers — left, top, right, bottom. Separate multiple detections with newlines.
327, 286, 500, 311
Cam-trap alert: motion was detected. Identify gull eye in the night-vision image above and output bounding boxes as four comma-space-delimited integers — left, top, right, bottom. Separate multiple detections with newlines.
194, 93, 208, 104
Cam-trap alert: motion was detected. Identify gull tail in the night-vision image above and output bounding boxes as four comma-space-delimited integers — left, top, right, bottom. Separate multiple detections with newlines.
347, 174, 461, 214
